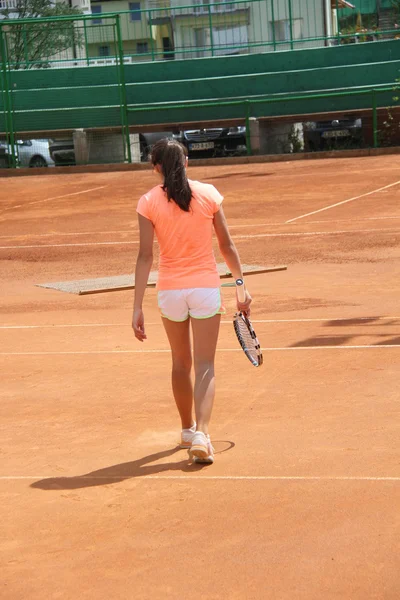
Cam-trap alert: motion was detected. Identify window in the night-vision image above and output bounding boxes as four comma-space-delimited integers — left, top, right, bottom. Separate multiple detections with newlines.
99, 45, 110, 57
194, 28, 207, 56
213, 0, 235, 13
213, 25, 248, 55
129, 2, 141, 22
137, 42, 148, 54
91, 5, 102, 24
271, 18, 303, 42
193, 0, 234, 13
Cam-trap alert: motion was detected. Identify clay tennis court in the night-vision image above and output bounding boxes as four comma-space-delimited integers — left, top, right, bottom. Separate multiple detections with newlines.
1, 154, 400, 599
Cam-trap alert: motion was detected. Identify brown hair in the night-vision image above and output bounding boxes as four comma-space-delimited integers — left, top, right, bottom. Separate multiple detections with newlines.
151, 138, 192, 212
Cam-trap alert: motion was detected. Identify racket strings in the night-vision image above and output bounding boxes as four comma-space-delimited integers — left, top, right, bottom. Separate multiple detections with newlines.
234, 315, 261, 366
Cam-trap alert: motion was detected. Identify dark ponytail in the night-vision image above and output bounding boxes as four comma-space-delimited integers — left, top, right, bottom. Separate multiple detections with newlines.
151, 138, 192, 212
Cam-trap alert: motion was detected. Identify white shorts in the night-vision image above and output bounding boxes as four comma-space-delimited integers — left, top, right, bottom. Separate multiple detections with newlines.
158, 288, 225, 322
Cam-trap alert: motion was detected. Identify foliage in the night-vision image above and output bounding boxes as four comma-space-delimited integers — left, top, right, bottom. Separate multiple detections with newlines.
377, 79, 400, 147
0, 0, 83, 69
288, 125, 303, 153
339, 12, 381, 43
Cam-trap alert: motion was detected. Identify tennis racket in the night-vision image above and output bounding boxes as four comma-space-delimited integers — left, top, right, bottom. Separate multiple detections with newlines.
233, 279, 263, 367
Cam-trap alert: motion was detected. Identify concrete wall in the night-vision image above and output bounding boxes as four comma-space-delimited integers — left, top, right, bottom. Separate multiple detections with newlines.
73, 130, 141, 163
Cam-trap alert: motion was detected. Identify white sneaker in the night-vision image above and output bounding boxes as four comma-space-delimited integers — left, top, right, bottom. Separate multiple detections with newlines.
180, 422, 196, 449
190, 431, 214, 464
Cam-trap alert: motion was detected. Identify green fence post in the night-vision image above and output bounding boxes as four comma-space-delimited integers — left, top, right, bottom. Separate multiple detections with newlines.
208, 3, 214, 57
115, 15, 132, 163
22, 26, 29, 69
335, 0, 340, 45
84, 20, 90, 66
271, 0, 276, 51
372, 89, 378, 148
148, 12, 155, 61
0, 26, 17, 168
0, 26, 8, 142
245, 101, 252, 156
288, 0, 294, 50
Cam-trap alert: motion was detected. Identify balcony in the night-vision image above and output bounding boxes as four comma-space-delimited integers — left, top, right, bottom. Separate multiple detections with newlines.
72, 0, 92, 14
0, 0, 91, 12
0, 0, 18, 9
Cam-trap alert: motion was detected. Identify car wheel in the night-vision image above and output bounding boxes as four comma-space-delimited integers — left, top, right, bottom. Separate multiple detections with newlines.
29, 155, 48, 168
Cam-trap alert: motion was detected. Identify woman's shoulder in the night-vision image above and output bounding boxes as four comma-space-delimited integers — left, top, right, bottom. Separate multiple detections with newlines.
137, 184, 165, 220
189, 179, 217, 197
141, 184, 164, 200
189, 180, 223, 205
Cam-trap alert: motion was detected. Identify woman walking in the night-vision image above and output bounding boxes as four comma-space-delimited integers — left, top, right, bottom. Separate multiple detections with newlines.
132, 139, 251, 464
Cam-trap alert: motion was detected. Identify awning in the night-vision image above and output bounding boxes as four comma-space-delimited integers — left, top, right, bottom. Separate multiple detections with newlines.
331, 0, 356, 8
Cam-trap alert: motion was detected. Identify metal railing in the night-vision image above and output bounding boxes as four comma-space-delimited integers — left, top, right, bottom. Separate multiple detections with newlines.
0, 15, 133, 167
127, 84, 396, 151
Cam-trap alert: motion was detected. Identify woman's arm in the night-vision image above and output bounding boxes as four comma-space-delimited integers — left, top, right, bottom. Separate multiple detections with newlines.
132, 214, 154, 341
213, 207, 252, 313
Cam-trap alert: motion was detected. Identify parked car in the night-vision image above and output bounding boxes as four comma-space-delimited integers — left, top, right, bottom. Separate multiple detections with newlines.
304, 118, 363, 151
0, 142, 12, 168
140, 132, 176, 161
179, 126, 247, 157
49, 139, 76, 166
17, 139, 54, 167
140, 127, 247, 160
0, 139, 54, 168
48, 127, 247, 166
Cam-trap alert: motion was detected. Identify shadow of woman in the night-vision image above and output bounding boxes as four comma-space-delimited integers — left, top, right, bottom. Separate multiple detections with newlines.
31, 441, 235, 491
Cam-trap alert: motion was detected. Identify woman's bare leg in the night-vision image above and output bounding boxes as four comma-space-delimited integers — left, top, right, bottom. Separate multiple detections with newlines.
191, 314, 221, 435
162, 317, 193, 429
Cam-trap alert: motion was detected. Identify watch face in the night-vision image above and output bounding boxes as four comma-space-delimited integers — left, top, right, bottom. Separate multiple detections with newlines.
236, 278, 244, 286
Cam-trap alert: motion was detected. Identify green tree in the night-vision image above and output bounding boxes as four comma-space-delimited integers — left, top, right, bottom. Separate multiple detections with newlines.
0, 0, 83, 69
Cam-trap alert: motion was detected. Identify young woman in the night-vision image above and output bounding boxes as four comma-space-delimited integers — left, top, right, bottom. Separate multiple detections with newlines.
132, 139, 251, 464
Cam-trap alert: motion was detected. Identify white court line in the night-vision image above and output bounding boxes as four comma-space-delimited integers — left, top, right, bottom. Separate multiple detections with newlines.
0, 186, 107, 214
0, 317, 398, 330
1, 475, 399, 482
286, 179, 400, 224
229, 216, 400, 228
0, 229, 136, 240
2, 217, 400, 242
1, 345, 400, 356
1, 228, 399, 249
232, 228, 400, 241
2, 216, 400, 241
0, 240, 140, 249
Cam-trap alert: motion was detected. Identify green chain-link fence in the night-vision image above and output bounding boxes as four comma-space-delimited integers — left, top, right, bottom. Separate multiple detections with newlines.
0, 14, 136, 168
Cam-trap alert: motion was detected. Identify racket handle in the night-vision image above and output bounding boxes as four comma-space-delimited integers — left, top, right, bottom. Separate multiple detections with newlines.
235, 278, 246, 303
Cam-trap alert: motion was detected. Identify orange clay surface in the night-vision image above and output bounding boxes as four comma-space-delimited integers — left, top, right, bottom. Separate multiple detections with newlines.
1, 156, 400, 599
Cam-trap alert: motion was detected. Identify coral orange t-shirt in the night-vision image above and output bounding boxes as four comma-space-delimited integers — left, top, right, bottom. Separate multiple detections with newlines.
136, 179, 223, 290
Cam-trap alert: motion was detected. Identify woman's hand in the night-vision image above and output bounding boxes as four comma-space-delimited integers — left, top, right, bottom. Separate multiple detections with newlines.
132, 308, 147, 342
237, 289, 252, 315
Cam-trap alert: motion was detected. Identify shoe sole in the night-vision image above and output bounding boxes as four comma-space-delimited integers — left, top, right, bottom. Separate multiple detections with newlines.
193, 455, 214, 464
190, 444, 209, 459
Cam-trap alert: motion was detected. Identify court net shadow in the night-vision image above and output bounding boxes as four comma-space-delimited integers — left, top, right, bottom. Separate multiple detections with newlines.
325, 317, 400, 327
31, 442, 235, 491
289, 333, 400, 347
207, 171, 275, 181
289, 335, 355, 347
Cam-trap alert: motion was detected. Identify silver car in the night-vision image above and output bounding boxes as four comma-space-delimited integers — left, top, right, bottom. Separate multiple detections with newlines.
16, 139, 55, 167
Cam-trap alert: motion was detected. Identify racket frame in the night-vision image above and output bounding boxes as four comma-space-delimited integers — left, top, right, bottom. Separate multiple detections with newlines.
234, 279, 263, 367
